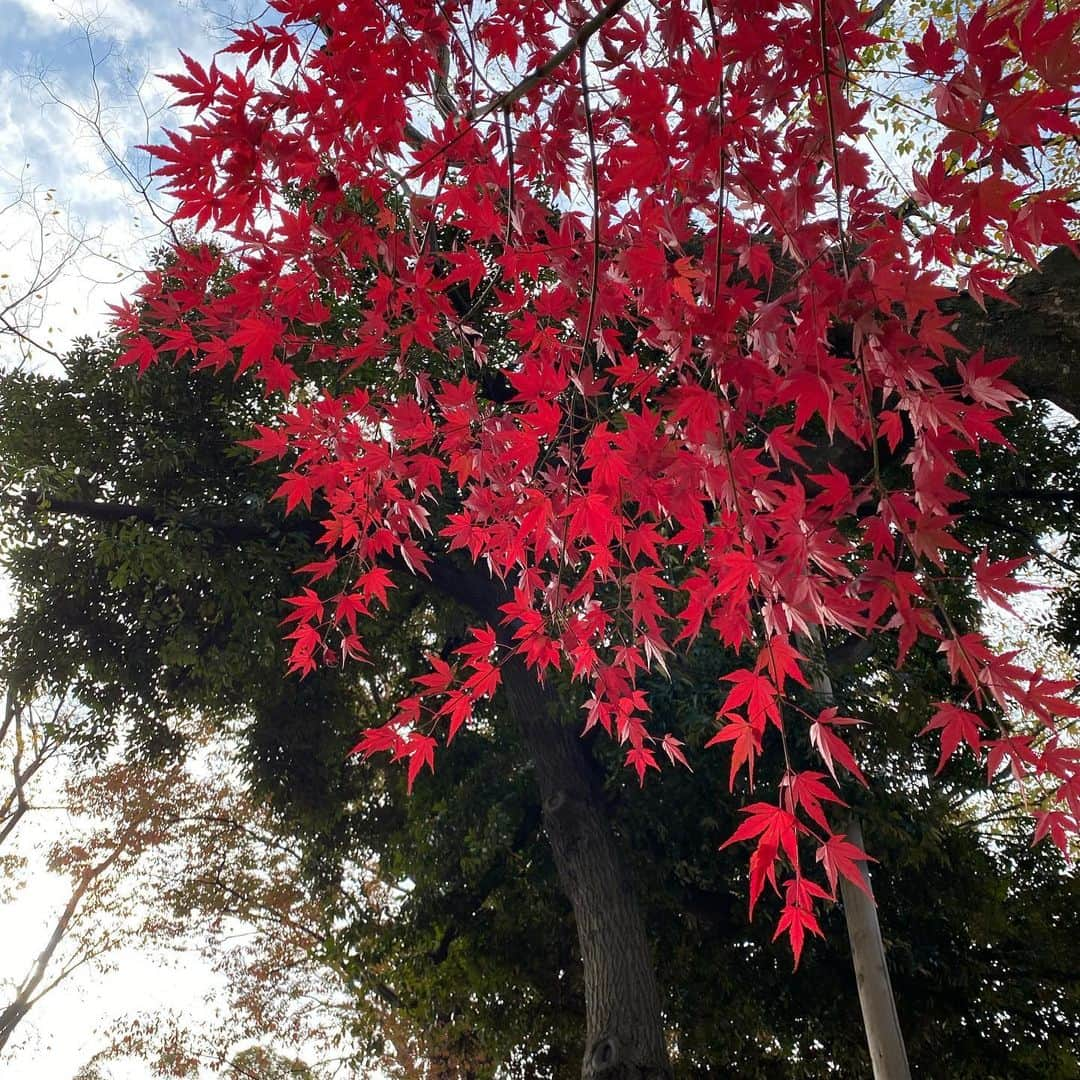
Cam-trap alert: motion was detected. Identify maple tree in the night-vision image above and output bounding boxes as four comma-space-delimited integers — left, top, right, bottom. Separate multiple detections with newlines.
99, 0, 1080, 1073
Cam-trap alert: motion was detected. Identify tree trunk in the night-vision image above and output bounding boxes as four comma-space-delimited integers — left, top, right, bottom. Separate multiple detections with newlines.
425, 558, 672, 1077
0, 999, 31, 1054
502, 659, 672, 1080
0, 841, 124, 1054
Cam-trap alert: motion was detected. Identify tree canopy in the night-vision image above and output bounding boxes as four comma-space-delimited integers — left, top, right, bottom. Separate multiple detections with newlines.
4, 0, 1080, 1073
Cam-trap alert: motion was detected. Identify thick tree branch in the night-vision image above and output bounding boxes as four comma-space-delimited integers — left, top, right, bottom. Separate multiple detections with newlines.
406, 0, 631, 176
469, 0, 630, 123
945, 245, 1080, 420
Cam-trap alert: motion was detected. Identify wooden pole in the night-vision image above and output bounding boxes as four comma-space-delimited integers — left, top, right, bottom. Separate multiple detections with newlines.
838, 815, 912, 1080
808, 635, 912, 1080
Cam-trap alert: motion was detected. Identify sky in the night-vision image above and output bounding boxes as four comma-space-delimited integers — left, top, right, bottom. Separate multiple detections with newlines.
0, 5, 258, 1076
0, 0, 250, 371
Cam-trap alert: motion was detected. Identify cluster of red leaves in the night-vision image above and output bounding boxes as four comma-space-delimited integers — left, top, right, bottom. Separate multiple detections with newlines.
114, 0, 1080, 962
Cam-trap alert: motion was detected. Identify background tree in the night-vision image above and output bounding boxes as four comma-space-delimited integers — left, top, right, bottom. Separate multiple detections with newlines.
2, 342, 1077, 1076
0, 167, 98, 366
0, 690, 188, 1056
0, 684, 387, 1076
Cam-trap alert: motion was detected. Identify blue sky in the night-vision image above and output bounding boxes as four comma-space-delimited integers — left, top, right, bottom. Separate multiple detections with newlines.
0, 0, 248, 367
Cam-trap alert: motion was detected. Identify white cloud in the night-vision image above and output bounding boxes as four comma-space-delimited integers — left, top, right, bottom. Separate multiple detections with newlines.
0, 0, 156, 43
0, 74, 168, 367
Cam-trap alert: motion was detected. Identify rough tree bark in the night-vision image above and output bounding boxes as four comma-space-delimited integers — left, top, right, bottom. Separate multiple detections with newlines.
503, 659, 673, 1080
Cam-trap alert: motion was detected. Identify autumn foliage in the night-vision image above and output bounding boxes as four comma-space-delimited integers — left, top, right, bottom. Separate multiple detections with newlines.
112, 0, 1080, 962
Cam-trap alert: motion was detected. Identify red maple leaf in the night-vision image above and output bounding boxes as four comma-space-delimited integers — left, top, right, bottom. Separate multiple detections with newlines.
920, 702, 986, 773
972, 550, 1040, 615
159, 52, 220, 115
706, 717, 762, 791
815, 834, 875, 899
774, 877, 829, 968
721, 803, 800, 864
809, 708, 867, 786
904, 20, 955, 76
782, 770, 846, 832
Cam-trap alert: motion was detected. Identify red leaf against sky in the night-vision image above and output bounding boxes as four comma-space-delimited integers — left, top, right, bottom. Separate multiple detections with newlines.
158, 52, 220, 116
972, 550, 1041, 615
